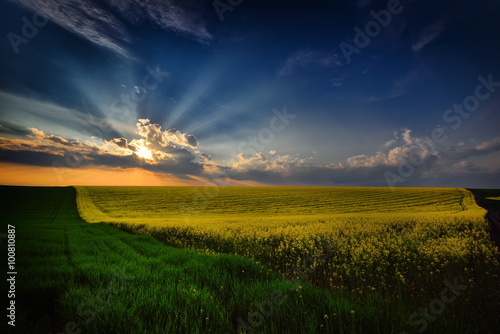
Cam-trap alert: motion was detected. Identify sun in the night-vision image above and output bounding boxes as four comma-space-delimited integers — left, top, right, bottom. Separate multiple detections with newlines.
135, 145, 154, 161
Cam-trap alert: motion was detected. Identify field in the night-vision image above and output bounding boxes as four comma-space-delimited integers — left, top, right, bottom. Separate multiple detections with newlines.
76, 187, 498, 292
3, 186, 500, 333
2, 186, 370, 334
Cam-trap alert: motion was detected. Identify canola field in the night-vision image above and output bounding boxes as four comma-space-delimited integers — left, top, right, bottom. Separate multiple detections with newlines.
76, 186, 499, 303
7, 186, 500, 333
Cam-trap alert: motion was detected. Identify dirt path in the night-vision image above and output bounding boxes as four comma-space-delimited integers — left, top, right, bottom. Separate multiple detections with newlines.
486, 210, 500, 250
469, 189, 500, 251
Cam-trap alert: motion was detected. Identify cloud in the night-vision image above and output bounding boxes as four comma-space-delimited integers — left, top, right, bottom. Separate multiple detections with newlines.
10, 0, 133, 59
383, 131, 399, 148
228, 159, 387, 187
412, 18, 446, 52
2, 123, 500, 187
366, 71, 420, 102
0, 91, 122, 139
347, 129, 436, 168
388, 70, 420, 98
330, 76, 345, 87
232, 152, 310, 176
278, 49, 343, 76
109, 137, 130, 149
108, 0, 212, 43
340, 129, 500, 186
1, 127, 127, 158
451, 160, 478, 172
438, 139, 500, 161
474, 140, 500, 152
0, 120, 205, 176
10, 0, 212, 59
136, 119, 199, 149
290, 132, 496, 186
27, 127, 75, 146
195, 151, 212, 162
0, 123, 31, 136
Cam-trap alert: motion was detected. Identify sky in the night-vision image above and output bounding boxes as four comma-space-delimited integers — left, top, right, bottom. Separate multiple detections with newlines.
0, 0, 499, 187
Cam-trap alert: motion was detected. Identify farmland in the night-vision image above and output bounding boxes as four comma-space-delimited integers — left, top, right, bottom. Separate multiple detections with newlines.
76, 187, 498, 292
74, 186, 500, 332
2, 186, 367, 334
2, 186, 500, 333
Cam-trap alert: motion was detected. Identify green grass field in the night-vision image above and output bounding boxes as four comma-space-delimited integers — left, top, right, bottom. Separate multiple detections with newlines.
2, 186, 500, 333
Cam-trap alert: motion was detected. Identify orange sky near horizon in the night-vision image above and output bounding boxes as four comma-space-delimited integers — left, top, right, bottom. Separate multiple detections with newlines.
0, 163, 271, 187
0, 162, 204, 186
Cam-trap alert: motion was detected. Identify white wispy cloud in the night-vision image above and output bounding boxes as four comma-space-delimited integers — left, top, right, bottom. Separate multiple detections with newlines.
330, 76, 346, 87
388, 70, 420, 98
366, 70, 420, 101
278, 49, 343, 76
412, 18, 447, 52
10, 0, 133, 59
108, 0, 212, 43
10, 0, 212, 59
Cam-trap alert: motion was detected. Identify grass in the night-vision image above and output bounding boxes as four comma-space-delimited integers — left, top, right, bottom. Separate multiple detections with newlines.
2, 186, 500, 333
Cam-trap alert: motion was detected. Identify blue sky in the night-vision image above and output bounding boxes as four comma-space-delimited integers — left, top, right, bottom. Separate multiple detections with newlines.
1, 0, 499, 187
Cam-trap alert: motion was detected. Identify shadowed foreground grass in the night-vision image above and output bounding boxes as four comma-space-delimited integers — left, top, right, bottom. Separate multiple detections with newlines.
1, 186, 499, 333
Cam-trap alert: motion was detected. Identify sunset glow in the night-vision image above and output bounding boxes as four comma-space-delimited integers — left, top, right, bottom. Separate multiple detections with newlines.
0, 163, 204, 187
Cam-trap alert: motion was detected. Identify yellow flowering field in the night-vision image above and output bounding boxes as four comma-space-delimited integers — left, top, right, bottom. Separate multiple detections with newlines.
75, 186, 499, 300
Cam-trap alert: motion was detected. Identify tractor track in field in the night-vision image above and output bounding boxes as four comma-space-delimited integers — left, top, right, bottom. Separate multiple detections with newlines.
47, 186, 67, 223
62, 188, 81, 273
470, 190, 500, 251
485, 210, 500, 251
